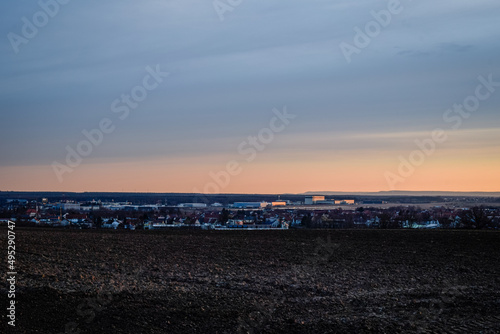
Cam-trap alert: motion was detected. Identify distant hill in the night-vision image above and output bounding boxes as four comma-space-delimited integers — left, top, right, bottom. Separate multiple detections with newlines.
302, 191, 500, 197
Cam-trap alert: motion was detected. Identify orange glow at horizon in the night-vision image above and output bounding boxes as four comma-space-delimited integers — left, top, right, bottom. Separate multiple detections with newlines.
1, 150, 499, 193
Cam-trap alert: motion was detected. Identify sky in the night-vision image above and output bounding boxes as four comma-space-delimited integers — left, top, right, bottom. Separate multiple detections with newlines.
0, 0, 499, 194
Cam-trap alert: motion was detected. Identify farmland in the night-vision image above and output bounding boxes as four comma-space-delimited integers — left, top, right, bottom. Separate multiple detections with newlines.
2, 228, 500, 333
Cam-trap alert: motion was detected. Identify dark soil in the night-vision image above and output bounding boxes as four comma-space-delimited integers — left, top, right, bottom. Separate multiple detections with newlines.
1, 228, 500, 333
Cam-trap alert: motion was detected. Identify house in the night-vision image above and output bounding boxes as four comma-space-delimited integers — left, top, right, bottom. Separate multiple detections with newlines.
411, 220, 441, 229
26, 209, 38, 217
102, 220, 121, 229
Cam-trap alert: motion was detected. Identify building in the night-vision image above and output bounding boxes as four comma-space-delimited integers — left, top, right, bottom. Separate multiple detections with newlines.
6, 199, 28, 204
315, 200, 336, 205
233, 202, 268, 209
335, 199, 355, 205
272, 201, 287, 207
60, 203, 81, 211
305, 196, 325, 205
177, 203, 207, 208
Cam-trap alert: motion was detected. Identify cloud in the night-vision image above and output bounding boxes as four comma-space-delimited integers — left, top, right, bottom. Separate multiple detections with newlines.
0, 0, 500, 191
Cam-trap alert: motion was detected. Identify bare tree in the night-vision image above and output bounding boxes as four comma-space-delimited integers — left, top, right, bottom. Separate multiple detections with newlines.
460, 206, 491, 229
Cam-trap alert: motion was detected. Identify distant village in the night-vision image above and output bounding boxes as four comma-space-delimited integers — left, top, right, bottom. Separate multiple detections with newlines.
1, 195, 499, 230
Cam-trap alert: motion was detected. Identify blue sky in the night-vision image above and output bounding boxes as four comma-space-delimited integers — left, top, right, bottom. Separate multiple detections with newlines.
1, 0, 499, 192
